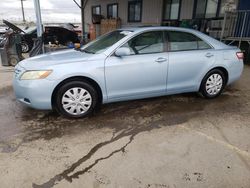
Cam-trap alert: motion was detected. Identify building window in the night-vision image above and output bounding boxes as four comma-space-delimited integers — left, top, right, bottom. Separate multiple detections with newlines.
219, 0, 237, 17
128, 1, 142, 22
205, 0, 218, 18
92, 5, 101, 16
219, 0, 227, 16
195, 0, 206, 18
194, 0, 218, 19
107, 3, 118, 18
163, 0, 181, 20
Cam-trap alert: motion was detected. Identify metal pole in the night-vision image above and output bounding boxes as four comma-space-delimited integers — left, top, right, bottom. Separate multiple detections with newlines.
239, 11, 247, 48
220, 12, 227, 41
81, 0, 85, 42
33, 0, 43, 38
21, 0, 26, 22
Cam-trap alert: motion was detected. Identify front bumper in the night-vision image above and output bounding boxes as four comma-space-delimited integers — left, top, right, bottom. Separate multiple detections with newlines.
13, 73, 56, 110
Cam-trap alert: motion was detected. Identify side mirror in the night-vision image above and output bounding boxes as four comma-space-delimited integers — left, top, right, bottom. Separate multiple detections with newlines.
115, 47, 131, 57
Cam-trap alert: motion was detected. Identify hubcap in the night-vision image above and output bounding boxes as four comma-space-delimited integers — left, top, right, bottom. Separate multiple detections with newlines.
9, 57, 18, 66
21, 43, 29, 52
205, 74, 223, 95
62, 87, 92, 115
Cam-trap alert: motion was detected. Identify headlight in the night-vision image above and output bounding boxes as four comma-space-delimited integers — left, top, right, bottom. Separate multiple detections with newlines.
20, 70, 52, 80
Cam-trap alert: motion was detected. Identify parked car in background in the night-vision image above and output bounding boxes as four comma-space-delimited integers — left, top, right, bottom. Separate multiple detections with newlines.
0, 27, 8, 42
0, 35, 4, 43
13, 27, 244, 118
3, 20, 80, 53
61, 23, 81, 35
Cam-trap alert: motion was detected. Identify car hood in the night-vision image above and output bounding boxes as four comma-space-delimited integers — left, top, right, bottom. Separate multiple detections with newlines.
19, 49, 98, 69
3, 19, 25, 34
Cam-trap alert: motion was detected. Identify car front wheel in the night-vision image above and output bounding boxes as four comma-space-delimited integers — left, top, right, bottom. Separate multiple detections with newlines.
200, 69, 226, 99
21, 42, 30, 53
55, 81, 98, 118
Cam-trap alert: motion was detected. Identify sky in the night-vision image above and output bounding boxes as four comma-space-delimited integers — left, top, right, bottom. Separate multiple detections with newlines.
0, 0, 81, 23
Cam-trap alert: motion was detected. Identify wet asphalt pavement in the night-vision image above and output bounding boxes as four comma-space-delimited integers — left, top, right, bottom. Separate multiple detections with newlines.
0, 65, 250, 188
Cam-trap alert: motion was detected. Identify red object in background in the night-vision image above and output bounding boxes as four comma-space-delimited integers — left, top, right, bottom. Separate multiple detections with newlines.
236, 52, 244, 60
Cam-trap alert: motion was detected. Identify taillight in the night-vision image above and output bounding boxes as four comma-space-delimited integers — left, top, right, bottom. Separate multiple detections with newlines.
236, 52, 244, 60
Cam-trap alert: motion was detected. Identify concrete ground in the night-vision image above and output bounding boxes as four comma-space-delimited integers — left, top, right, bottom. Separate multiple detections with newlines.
0, 64, 14, 88
0, 62, 250, 188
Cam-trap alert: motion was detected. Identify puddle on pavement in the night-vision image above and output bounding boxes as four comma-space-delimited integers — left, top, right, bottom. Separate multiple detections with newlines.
0, 86, 245, 153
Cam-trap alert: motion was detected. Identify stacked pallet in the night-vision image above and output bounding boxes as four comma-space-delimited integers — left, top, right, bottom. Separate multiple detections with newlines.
100, 19, 121, 35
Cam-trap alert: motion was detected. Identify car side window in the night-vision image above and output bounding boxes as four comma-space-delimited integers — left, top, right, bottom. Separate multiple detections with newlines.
167, 31, 211, 51
122, 31, 164, 55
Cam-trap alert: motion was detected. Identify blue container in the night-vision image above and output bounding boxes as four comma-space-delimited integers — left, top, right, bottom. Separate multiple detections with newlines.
235, 0, 250, 37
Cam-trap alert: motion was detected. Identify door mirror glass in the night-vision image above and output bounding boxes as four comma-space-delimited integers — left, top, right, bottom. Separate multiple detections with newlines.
115, 47, 131, 57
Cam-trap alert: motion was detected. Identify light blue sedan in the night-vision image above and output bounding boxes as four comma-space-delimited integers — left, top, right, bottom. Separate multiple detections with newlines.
13, 27, 244, 118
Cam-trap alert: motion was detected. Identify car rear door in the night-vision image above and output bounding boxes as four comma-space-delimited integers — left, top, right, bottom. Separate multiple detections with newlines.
105, 30, 169, 101
166, 30, 216, 94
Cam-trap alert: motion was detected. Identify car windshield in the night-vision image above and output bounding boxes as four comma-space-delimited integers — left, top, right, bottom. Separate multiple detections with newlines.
82, 30, 132, 54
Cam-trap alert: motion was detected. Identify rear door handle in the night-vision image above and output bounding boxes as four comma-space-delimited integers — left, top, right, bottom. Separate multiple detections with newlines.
205, 53, 214, 58
155, 57, 167, 63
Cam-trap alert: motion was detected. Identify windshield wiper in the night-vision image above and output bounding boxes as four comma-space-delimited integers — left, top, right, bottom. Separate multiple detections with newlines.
82, 49, 95, 54
74, 48, 95, 54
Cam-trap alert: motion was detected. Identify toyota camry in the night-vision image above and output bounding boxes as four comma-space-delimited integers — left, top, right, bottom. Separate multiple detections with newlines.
13, 27, 244, 118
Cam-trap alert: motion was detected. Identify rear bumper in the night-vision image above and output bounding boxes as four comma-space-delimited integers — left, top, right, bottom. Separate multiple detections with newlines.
227, 60, 244, 85
13, 77, 56, 110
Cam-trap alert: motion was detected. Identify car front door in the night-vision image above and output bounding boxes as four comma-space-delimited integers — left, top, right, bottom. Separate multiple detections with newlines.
166, 31, 216, 94
105, 31, 168, 101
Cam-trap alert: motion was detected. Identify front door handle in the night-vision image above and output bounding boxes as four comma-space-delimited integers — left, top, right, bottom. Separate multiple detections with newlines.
205, 53, 214, 58
155, 57, 167, 63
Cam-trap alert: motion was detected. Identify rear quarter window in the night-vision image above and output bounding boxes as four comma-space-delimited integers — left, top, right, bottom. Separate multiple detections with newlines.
167, 31, 211, 51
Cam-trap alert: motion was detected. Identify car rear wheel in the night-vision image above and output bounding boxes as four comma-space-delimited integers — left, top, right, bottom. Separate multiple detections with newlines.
200, 69, 226, 99
55, 81, 98, 118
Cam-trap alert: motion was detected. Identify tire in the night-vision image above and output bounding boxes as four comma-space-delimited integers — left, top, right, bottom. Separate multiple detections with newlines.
8, 55, 19, 66
199, 69, 226, 99
21, 42, 30, 53
55, 81, 98, 118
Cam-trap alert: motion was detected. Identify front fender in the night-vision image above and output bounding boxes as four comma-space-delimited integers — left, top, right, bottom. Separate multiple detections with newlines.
46, 61, 107, 102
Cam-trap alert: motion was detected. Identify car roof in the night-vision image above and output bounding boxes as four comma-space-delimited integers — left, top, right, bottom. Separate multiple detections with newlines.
118, 26, 230, 49
119, 26, 201, 33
